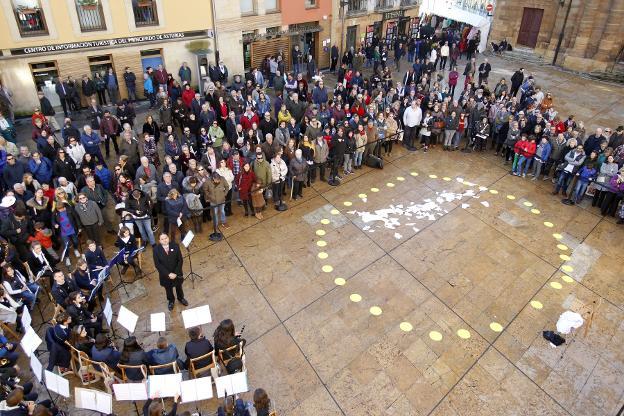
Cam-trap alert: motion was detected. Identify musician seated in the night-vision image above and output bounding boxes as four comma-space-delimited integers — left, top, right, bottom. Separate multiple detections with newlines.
119, 336, 147, 381
90, 333, 120, 371
69, 325, 94, 356
26, 241, 57, 287
0, 388, 57, 416
72, 259, 103, 302
65, 291, 105, 337
1, 265, 39, 310
0, 366, 39, 402
146, 336, 182, 375
50, 271, 78, 307
0, 287, 24, 333
44, 312, 71, 373
213, 319, 247, 374
84, 240, 107, 275
0, 330, 19, 367
184, 326, 213, 370
115, 226, 139, 275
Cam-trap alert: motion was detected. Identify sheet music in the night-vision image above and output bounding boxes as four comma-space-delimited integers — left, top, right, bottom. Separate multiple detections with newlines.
130, 246, 146, 257
21, 307, 32, 330
181, 304, 212, 328
60, 241, 69, 262
150, 312, 166, 332
75, 388, 113, 414
97, 266, 110, 283
117, 305, 139, 333
103, 298, 113, 326
30, 354, 43, 382
180, 377, 213, 403
215, 371, 249, 397
44, 370, 70, 397
176, 217, 183, 227
20, 327, 42, 357
182, 231, 194, 248
113, 382, 148, 401
147, 373, 182, 398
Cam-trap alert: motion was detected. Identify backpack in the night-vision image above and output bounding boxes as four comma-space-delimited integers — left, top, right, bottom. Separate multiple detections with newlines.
184, 193, 203, 212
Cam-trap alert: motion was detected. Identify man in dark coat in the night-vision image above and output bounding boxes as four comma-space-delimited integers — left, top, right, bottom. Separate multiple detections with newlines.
510, 68, 524, 97
123, 67, 137, 102
54, 78, 71, 117
152, 233, 187, 311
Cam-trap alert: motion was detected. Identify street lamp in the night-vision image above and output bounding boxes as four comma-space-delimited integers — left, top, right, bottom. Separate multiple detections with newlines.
552, 0, 573, 66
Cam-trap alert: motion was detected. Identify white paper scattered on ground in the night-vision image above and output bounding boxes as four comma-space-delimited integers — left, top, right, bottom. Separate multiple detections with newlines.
462, 203, 470, 209
394, 233, 402, 240
481, 201, 490, 208
556, 311, 584, 334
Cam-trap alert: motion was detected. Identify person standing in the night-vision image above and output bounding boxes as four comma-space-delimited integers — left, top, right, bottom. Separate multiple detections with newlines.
155, 64, 169, 91
105, 68, 119, 105
178, 62, 192, 85
292, 45, 302, 76
54, 77, 71, 117
402, 100, 422, 151
439, 42, 449, 71
330, 44, 339, 73
37, 91, 60, 131
99, 110, 121, 158
123, 67, 137, 102
478, 59, 492, 85
510, 68, 524, 97
153, 233, 187, 311
75, 193, 104, 247
81, 74, 96, 106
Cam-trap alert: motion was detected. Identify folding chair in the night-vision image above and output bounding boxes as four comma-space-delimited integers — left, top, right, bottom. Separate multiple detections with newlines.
117, 363, 148, 382
68, 345, 102, 385
100, 362, 122, 394
217, 342, 246, 374
189, 350, 219, 380
148, 361, 180, 376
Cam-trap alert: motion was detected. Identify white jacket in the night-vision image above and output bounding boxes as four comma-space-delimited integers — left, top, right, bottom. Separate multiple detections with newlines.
66, 143, 86, 166
270, 158, 288, 182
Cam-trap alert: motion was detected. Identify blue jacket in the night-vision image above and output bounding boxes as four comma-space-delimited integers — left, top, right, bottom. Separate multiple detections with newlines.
535, 141, 552, 162
81, 131, 102, 153
95, 166, 112, 190
577, 165, 597, 183
28, 157, 53, 183
143, 77, 154, 94
312, 86, 328, 106
147, 344, 181, 375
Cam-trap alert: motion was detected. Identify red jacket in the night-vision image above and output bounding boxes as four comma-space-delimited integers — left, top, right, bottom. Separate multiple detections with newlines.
182, 88, 196, 109
235, 170, 256, 200
240, 113, 260, 131
154, 69, 169, 85
226, 156, 247, 173
522, 141, 537, 158
350, 102, 366, 117
514, 139, 526, 155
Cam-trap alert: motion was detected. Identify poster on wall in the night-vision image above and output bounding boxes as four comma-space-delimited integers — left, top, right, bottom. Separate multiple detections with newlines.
410, 17, 421, 39
385, 21, 397, 45
365, 25, 374, 47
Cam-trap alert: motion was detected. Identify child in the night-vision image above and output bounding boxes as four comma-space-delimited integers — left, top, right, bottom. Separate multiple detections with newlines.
512, 134, 528, 174
515, 136, 536, 177
28, 222, 59, 262
566, 161, 597, 205
250, 180, 265, 220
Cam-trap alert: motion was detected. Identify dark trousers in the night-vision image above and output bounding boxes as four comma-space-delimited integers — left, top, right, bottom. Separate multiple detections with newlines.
439, 56, 447, 70
272, 181, 283, 205
104, 134, 120, 156
600, 192, 621, 216
225, 188, 233, 215
330, 57, 338, 72
164, 277, 185, 302
84, 223, 102, 246
293, 180, 304, 198
96, 89, 107, 105
404, 125, 417, 149
60, 98, 70, 117
314, 162, 326, 181
449, 84, 456, 97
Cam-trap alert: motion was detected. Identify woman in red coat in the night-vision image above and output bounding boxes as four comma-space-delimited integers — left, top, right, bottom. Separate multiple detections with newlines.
235, 162, 256, 217
181, 84, 196, 109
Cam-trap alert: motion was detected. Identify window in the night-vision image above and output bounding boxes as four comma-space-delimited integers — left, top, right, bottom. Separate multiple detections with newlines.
346, 0, 366, 15
400, 0, 418, 6
88, 55, 115, 79
75, 0, 106, 32
131, 0, 159, 27
375, 0, 394, 10
265, 0, 279, 12
304, 0, 317, 8
240, 0, 255, 15
12, 0, 48, 37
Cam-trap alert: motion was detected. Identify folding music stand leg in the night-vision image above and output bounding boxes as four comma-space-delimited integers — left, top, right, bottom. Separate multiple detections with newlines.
184, 247, 203, 289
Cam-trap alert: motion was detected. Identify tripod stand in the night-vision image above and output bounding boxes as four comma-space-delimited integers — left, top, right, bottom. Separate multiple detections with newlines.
182, 232, 203, 288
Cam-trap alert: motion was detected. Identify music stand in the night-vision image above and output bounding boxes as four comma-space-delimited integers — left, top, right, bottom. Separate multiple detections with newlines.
182, 231, 203, 288
113, 383, 147, 416
109, 249, 131, 296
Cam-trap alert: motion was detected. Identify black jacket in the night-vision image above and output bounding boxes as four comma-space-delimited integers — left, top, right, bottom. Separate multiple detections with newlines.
52, 156, 77, 182
153, 243, 183, 287
51, 278, 79, 305
39, 96, 55, 116
82, 79, 96, 96
184, 338, 214, 369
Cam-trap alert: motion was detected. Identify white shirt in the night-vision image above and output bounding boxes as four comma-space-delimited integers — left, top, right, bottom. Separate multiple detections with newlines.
403, 106, 423, 128
441, 45, 449, 57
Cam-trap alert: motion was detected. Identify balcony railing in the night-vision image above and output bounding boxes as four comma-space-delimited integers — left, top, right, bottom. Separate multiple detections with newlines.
346, 0, 367, 16
13, 6, 48, 37
132, 0, 159, 27
76, 2, 106, 32
400, 0, 418, 7
375, 0, 394, 11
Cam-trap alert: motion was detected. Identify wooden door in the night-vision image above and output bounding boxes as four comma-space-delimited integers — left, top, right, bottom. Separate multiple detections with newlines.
517, 7, 544, 48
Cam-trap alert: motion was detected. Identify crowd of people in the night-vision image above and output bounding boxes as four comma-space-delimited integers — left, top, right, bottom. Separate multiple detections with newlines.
0, 15, 623, 416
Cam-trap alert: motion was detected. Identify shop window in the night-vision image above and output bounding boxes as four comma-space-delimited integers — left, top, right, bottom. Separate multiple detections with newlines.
346, 0, 366, 16
265, 0, 279, 13
304, 0, 318, 8
132, 0, 159, 27
75, 0, 106, 32
375, 0, 394, 10
240, 0, 256, 15
12, 0, 48, 37
30, 61, 60, 106
140, 49, 164, 73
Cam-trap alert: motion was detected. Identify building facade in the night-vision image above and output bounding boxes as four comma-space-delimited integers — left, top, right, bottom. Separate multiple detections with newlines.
490, 0, 624, 72
213, 0, 334, 77
331, 0, 421, 56
0, 0, 214, 115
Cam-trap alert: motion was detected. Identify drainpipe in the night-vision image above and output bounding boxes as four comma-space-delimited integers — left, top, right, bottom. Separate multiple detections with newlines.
552, 0, 573, 66
211, 0, 219, 63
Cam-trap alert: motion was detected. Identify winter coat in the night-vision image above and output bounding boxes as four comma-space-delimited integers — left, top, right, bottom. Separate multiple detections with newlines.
236, 170, 256, 201
444, 115, 459, 131
80, 131, 102, 154
28, 157, 53, 183
164, 197, 190, 223
289, 157, 307, 182
202, 178, 228, 205
251, 182, 265, 209
252, 159, 271, 187
270, 158, 288, 183
534, 142, 552, 162
314, 140, 329, 163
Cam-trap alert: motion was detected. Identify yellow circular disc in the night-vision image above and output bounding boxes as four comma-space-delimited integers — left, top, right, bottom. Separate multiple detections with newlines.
429, 331, 443, 341
317, 252, 328, 259
386, 182, 395, 187
396, 176, 405, 181
559, 254, 571, 261
316, 229, 326, 236
370, 187, 379, 193
489, 322, 504, 332
557, 244, 568, 251
410, 172, 419, 176
506, 195, 516, 200
531, 209, 541, 214
465, 181, 475, 186
489, 189, 499, 194
457, 329, 471, 339
369, 306, 382, 316
561, 265, 574, 273
550, 282, 563, 290
343, 201, 352, 207
561, 275, 574, 283
334, 277, 346, 286
429, 174, 438, 179
316, 240, 327, 247
349, 293, 362, 302
523, 201, 533, 207
552, 233, 563, 240
320, 218, 330, 225
330, 209, 340, 215
544, 221, 554, 228
443, 177, 451, 181
321, 265, 333, 273
399, 322, 413, 332
530, 300, 543, 309
358, 193, 367, 199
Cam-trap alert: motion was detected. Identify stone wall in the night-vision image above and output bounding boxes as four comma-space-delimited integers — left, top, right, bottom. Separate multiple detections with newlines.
491, 0, 624, 72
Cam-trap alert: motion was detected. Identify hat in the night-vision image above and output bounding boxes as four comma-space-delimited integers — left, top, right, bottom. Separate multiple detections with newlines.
0, 196, 15, 208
